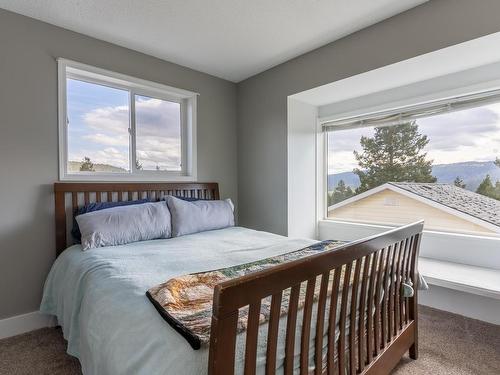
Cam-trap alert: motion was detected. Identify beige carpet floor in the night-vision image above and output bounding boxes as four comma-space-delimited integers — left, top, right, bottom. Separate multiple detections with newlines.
0, 306, 498, 374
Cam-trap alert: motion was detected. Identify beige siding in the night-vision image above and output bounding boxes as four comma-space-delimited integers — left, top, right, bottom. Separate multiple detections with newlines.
329, 189, 495, 235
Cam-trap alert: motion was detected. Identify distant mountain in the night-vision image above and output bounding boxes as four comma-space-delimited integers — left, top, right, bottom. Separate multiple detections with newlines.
328, 171, 361, 190
328, 160, 500, 192
68, 161, 127, 173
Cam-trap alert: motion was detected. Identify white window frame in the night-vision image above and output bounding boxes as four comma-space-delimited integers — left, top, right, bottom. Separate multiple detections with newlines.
58, 58, 198, 181
318, 86, 500, 269
320, 86, 500, 224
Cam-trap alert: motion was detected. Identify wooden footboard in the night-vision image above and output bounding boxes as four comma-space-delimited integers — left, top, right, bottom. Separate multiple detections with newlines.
208, 221, 423, 375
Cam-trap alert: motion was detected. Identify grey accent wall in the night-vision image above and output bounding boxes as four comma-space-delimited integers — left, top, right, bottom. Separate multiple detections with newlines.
3, 0, 500, 321
236, 0, 500, 236
0, 9, 237, 319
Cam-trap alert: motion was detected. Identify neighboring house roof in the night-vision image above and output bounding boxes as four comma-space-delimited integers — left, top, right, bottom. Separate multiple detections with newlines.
388, 182, 500, 228
328, 182, 500, 233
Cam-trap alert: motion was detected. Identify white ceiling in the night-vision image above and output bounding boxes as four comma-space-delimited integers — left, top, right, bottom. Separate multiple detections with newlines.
0, 0, 426, 82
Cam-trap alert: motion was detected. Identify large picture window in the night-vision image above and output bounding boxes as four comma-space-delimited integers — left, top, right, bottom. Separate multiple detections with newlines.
58, 59, 197, 181
325, 95, 500, 236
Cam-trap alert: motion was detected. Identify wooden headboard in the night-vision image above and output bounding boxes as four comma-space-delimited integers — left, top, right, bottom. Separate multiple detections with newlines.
54, 182, 220, 255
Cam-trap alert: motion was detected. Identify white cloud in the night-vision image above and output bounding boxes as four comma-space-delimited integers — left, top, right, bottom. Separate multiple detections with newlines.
79, 97, 182, 170
327, 103, 500, 174
82, 133, 129, 146
83, 105, 129, 135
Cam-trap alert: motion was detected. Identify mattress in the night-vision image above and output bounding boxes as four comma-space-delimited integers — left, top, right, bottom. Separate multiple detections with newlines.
40, 226, 330, 375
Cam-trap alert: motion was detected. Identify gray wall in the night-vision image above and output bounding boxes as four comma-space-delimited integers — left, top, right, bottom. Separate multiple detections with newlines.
0, 9, 237, 319
3, 0, 500, 321
236, 0, 500, 236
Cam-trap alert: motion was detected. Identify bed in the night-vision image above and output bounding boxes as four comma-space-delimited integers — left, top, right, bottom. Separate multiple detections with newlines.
44, 182, 423, 375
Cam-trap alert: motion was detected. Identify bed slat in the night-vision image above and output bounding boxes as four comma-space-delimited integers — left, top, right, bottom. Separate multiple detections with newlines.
244, 300, 261, 375
207, 311, 238, 375
284, 284, 300, 375
366, 251, 379, 365
327, 269, 341, 375
338, 263, 352, 374
381, 246, 392, 349
401, 238, 410, 327
349, 259, 361, 374
404, 236, 414, 325
358, 255, 370, 371
374, 247, 386, 356
314, 272, 330, 375
388, 243, 398, 343
71, 192, 78, 212
300, 278, 316, 375
394, 240, 404, 334
265, 292, 282, 375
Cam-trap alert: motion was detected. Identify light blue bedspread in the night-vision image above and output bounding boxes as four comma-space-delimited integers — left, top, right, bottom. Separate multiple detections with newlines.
40, 227, 316, 375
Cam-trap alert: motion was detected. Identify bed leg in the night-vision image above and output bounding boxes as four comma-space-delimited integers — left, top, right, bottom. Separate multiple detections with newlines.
409, 299, 418, 360
409, 342, 418, 360
409, 233, 421, 361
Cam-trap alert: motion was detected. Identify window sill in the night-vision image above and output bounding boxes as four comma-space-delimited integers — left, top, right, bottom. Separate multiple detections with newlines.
419, 257, 500, 300
318, 219, 500, 270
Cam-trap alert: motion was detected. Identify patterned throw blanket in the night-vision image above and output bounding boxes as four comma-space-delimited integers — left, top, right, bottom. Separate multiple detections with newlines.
146, 240, 346, 349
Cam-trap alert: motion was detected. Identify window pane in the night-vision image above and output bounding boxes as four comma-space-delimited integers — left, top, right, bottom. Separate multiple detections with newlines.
67, 78, 130, 173
327, 103, 500, 236
135, 95, 182, 171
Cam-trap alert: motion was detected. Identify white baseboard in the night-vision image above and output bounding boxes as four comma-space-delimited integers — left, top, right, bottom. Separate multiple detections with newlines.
0, 311, 56, 340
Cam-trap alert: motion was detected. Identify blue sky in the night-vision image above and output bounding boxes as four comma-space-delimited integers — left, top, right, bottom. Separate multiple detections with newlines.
67, 79, 181, 171
328, 102, 500, 174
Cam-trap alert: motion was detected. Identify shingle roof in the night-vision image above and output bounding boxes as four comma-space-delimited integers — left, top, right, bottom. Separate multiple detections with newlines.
389, 182, 500, 228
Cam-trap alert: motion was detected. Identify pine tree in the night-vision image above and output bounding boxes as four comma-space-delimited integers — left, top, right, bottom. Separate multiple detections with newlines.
135, 159, 143, 170
353, 121, 436, 193
475, 158, 500, 200
475, 174, 500, 200
453, 176, 466, 188
327, 191, 334, 207
330, 180, 355, 205
79, 157, 95, 172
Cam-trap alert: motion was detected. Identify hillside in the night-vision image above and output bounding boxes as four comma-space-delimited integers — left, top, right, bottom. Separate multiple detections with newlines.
328, 160, 500, 192
68, 161, 127, 173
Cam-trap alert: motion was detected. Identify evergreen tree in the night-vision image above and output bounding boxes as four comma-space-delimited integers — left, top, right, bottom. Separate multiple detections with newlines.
329, 180, 355, 205
475, 159, 500, 200
453, 176, 466, 188
327, 191, 335, 207
79, 157, 95, 172
353, 121, 436, 193
476, 174, 500, 200
135, 159, 143, 170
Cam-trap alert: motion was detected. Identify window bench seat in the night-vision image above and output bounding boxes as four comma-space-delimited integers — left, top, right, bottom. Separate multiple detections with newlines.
419, 257, 500, 300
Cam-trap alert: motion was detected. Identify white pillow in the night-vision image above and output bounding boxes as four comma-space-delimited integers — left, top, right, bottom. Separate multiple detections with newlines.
76, 201, 171, 250
166, 196, 235, 237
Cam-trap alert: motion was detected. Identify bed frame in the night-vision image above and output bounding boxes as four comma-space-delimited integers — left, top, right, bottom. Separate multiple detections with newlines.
209, 221, 423, 375
53, 182, 422, 375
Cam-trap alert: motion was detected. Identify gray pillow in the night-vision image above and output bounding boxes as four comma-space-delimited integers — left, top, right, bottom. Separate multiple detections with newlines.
166, 196, 235, 237
76, 201, 171, 250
